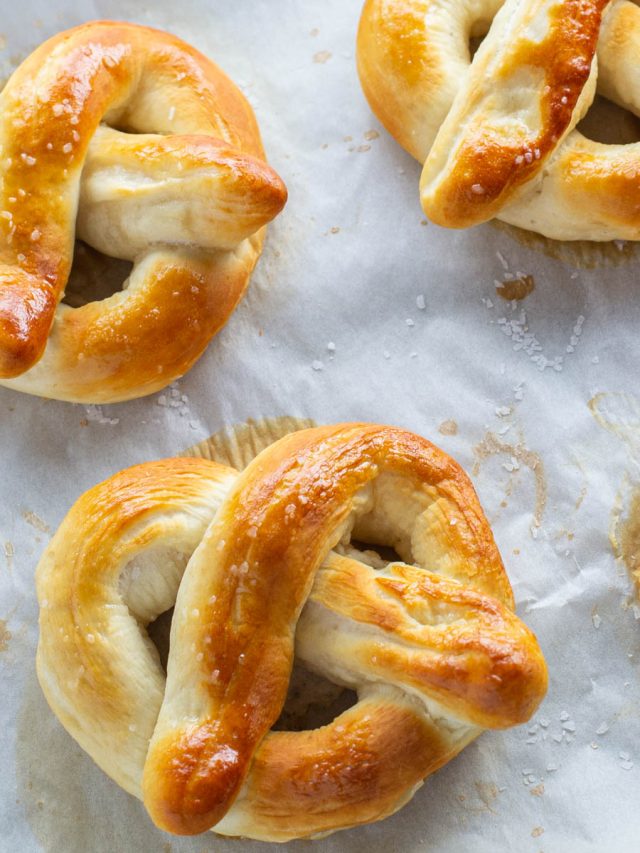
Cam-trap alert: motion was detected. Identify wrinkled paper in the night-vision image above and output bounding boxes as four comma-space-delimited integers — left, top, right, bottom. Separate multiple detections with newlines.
1, 1, 640, 851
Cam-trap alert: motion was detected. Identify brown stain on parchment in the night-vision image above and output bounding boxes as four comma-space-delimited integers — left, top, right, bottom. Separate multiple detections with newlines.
438, 419, 458, 436
21, 510, 50, 535
589, 392, 640, 595
473, 780, 499, 814
496, 274, 535, 301
312, 50, 332, 63
0, 619, 10, 652
456, 780, 501, 815
492, 220, 640, 269
609, 487, 640, 596
473, 432, 547, 529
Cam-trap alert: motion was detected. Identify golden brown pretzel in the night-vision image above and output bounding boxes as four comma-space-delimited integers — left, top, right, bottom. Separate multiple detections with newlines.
0, 22, 286, 402
36, 424, 547, 841
358, 0, 640, 240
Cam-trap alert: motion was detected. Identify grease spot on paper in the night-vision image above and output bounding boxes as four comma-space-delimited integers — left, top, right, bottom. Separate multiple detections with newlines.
0, 619, 10, 652
438, 419, 458, 436
496, 274, 535, 301
473, 432, 547, 530
21, 510, 50, 534
589, 392, 640, 593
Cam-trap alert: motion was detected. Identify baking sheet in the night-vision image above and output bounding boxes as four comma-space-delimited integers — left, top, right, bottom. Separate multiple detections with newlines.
1, 1, 640, 850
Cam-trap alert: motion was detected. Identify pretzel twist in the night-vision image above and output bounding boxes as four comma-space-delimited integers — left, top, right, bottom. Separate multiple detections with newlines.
358, 0, 640, 240
0, 22, 286, 402
37, 424, 547, 841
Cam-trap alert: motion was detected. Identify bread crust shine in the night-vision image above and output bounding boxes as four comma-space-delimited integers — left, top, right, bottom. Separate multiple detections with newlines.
37, 424, 547, 841
358, 0, 640, 240
0, 21, 286, 401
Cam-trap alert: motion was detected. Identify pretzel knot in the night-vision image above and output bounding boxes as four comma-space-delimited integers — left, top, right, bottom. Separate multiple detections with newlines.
358, 0, 640, 240
0, 22, 287, 402
36, 424, 547, 841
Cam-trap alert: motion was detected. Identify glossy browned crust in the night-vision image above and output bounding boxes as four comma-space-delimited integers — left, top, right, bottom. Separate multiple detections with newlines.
0, 21, 286, 393
47, 242, 261, 402
357, 0, 435, 162
308, 556, 547, 728
141, 424, 546, 835
560, 145, 640, 228
36, 426, 547, 839
234, 696, 456, 840
420, 0, 610, 227
37, 456, 236, 720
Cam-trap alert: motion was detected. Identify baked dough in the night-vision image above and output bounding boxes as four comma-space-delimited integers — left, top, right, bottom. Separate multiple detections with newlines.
37, 423, 547, 841
357, 0, 640, 240
0, 21, 286, 402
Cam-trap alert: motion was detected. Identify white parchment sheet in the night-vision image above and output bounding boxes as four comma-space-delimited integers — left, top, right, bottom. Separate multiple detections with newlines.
1, 1, 640, 851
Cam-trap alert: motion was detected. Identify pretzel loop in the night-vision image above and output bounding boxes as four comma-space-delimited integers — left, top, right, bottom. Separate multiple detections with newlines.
37, 425, 547, 841
0, 22, 286, 400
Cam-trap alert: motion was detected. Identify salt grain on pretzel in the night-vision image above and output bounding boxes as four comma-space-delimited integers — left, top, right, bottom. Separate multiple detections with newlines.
0, 21, 287, 402
36, 423, 547, 841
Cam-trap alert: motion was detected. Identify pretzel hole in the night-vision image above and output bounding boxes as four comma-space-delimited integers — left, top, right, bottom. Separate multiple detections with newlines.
273, 662, 357, 732
577, 95, 640, 145
468, 34, 486, 60
61, 241, 132, 307
147, 607, 174, 673
468, 19, 491, 60
346, 539, 403, 568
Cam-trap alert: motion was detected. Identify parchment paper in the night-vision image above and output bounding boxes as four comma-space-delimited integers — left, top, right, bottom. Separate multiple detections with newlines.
1, 2, 640, 851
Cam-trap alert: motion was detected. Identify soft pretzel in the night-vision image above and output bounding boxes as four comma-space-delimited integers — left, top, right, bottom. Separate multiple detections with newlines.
36, 424, 547, 841
358, 0, 640, 240
0, 22, 286, 402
